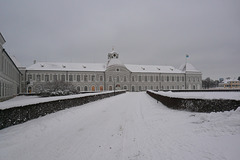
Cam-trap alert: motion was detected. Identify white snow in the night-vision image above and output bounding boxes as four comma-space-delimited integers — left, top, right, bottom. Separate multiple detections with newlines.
0, 91, 114, 110
27, 61, 184, 73
179, 62, 200, 72
152, 90, 240, 100
125, 64, 183, 73
0, 92, 239, 160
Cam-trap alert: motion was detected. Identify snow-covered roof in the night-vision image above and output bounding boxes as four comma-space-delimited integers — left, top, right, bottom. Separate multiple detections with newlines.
27, 62, 191, 74
107, 58, 125, 68
179, 63, 200, 72
125, 64, 183, 73
27, 62, 106, 72
223, 78, 239, 83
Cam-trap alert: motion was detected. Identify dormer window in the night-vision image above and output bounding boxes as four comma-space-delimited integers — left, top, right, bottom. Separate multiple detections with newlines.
116, 68, 120, 72
40, 64, 44, 67
141, 67, 145, 70
157, 67, 161, 70
83, 65, 86, 68
62, 65, 66, 68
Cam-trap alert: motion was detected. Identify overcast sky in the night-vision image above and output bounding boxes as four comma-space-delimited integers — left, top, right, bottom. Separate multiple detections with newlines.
1, 0, 240, 80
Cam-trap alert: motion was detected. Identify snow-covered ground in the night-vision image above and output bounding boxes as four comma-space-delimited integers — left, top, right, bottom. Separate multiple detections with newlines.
152, 90, 240, 100
0, 92, 240, 160
0, 91, 114, 110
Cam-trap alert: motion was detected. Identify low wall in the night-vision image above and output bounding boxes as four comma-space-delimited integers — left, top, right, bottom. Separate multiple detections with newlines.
147, 90, 240, 113
0, 91, 125, 130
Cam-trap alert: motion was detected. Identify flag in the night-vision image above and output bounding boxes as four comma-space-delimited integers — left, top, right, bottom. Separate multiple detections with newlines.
186, 54, 189, 58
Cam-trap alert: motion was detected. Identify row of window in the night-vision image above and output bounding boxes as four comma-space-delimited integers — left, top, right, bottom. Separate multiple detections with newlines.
27, 74, 104, 82
27, 73, 201, 84
0, 81, 18, 98
0, 54, 20, 82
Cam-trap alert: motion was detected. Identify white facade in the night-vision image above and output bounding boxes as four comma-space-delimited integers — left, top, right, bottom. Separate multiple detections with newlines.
24, 49, 202, 93
0, 33, 21, 101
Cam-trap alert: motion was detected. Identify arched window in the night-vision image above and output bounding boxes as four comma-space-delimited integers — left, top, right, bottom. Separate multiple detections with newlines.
100, 86, 103, 91
139, 86, 141, 91
91, 86, 95, 91
109, 86, 112, 91
132, 86, 135, 92
84, 86, 88, 91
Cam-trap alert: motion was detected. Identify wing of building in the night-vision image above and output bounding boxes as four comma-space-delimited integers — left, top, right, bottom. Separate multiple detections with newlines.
22, 49, 202, 93
0, 33, 22, 101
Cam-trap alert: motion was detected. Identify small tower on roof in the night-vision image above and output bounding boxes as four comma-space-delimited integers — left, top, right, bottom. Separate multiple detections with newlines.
108, 47, 119, 59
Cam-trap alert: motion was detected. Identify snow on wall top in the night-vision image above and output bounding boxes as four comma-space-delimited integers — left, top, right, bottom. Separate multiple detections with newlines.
179, 63, 200, 72
151, 90, 240, 100
27, 62, 185, 74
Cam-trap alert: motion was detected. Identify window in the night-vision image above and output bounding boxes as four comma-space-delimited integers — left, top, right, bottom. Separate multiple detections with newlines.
84, 86, 88, 91
132, 86, 135, 92
167, 76, 169, 82
37, 75, 41, 81
28, 74, 32, 81
61, 75, 65, 81
156, 76, 158, 82
45, 75, 49, 81
100, 75, 103, 81
69, 75, 73, 81
132, 76, 135, 82
84, 75, 88, 82
182, 76, 184, 82
150, 76, 153, 82
117, 76, 120, 82
172, 76, 174, 82
138, 76, 142, 82
53, 75, 57, 81
77, 75, 80, 82
91, 75, 95, 81
124, 76, 127, 82
145, 76, 148, 82
139, 86, 141, 91
177, 76, 179, 82
109, 76, 112, 82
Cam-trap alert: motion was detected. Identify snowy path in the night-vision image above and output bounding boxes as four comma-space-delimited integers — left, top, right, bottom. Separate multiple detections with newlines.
0, 92, 240, 160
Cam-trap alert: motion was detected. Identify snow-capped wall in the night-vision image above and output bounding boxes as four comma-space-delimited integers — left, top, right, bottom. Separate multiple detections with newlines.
147, 90, 240, 112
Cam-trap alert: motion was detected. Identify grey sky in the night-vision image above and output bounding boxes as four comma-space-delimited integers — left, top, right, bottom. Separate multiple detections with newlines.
1, 0, 240, 80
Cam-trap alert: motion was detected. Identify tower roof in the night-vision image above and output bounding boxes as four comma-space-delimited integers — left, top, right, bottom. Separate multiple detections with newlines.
179, 62, 200, 72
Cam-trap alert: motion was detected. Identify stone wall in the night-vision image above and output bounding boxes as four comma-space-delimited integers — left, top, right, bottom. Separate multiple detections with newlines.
147, 90, 240, 112
0, 91, 125, 130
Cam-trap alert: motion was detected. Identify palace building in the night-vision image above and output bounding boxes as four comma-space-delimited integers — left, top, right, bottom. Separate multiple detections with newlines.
23, 49, 202, 93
